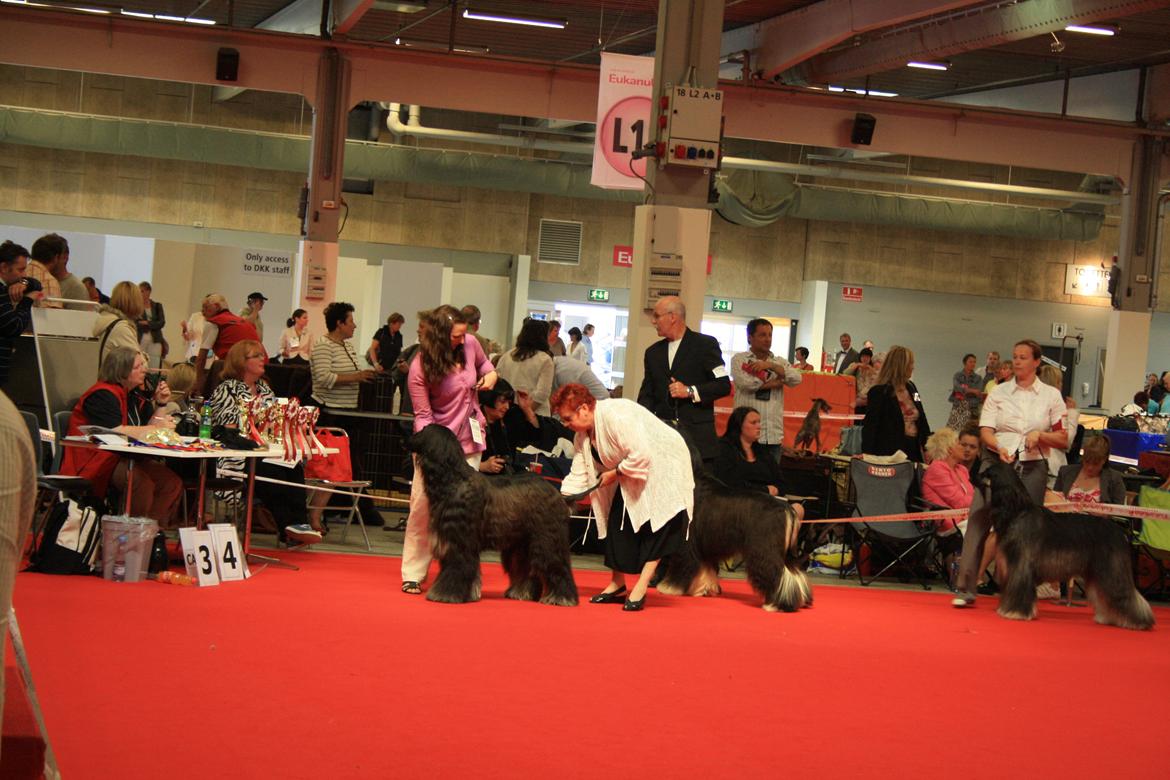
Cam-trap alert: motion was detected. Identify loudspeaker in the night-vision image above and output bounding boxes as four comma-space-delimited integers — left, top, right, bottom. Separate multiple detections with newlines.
851, 113, 876, 145
216, 48, 240, 82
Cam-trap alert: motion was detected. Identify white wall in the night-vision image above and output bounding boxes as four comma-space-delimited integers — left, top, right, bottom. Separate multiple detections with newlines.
334, 256, 384, 356
102, 235, 155, 291
451, 272, 512, 348
1148, 312, 1170, 376
379, 258, 446, 351
0, 224, 130, 294
825, 285, 1113, 425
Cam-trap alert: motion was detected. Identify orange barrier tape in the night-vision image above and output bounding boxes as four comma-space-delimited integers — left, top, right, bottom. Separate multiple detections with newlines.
801, 501, 1170, 525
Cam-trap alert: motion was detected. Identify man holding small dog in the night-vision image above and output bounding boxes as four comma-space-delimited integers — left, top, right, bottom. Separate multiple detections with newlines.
952, 339, 1067, 608
638, 296, 731, 461
730, 318, 802, 463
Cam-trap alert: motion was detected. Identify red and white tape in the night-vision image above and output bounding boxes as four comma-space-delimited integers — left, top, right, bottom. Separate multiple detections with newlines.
802, 502, 1170, 525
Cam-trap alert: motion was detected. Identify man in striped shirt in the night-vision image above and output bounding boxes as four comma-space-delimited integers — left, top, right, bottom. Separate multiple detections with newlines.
729, 318, 803, 464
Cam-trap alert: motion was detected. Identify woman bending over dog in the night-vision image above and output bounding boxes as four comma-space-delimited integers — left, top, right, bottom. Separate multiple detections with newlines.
554, 383, 694, 612
951, 339, 1067, 608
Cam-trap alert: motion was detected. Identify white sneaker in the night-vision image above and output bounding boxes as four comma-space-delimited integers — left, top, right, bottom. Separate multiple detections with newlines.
285, 524, 323, 545
951, 591, 975, 608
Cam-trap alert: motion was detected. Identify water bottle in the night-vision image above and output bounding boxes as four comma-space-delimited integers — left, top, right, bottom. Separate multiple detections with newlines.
112, 533, 128, 582
199, 399, 212, 439
148, 531, 169, 574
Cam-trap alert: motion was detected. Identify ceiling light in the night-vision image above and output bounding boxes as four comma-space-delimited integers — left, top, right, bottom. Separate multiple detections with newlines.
1065, 24, 1117, 35
120, 8, 152, 16
462, 8, 566, 29
394, 37, 489, 54
907, 61, 950, 71
372, 0, 429, 11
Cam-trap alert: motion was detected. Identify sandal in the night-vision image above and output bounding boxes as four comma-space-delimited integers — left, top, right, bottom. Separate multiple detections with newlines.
401, 581, 422, 595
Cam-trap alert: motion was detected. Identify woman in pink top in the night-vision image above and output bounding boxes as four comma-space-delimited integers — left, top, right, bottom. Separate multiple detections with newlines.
401, 305, 497, 594
923, 427, 980, 589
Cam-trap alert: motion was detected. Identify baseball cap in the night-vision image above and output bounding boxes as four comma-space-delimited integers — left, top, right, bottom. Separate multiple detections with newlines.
247, 292, 268, 302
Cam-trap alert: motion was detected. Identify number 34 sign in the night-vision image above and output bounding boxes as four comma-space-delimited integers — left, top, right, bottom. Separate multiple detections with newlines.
591, 53, 654, 191
179, 525, 250, 586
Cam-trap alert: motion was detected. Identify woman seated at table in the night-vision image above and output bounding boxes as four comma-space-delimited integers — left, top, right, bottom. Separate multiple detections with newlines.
208, 340, 326, 546
714, 407, 784, 495
1052, 434, 1125, 505
714, 407, 805, 521
61, 346, 183, 525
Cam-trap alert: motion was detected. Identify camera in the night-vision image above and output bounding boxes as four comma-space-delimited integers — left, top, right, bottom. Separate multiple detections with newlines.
20, 276, 43, 294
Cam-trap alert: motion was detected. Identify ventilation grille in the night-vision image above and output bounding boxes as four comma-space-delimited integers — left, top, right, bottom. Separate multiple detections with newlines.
537, 219, 583, 265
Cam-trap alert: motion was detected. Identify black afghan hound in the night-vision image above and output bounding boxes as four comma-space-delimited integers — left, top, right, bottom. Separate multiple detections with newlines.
408, 424, 578, 606
656, 458, 811, 612
984, 462, 1153, 630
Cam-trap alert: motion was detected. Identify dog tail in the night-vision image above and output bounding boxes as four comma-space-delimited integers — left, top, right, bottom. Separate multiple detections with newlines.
773, 566, 805, 613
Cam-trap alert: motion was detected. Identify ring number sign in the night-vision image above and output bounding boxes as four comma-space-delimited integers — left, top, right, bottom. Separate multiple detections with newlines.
179, 525, 250, 586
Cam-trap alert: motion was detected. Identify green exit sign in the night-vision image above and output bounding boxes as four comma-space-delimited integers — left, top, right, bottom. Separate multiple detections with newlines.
588, 288, 610, 302
711, 298, 733, 312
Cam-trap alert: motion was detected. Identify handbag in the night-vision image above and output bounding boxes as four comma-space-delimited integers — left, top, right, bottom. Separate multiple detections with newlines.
839, 425, 863, 456
303, 428, 354, 482
27, 497, 103, 575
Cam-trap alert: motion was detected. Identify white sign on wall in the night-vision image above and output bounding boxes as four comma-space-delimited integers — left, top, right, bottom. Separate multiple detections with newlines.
241, 249, 293, 278
591, 53, 654, 191
1064, 264, 1109, 298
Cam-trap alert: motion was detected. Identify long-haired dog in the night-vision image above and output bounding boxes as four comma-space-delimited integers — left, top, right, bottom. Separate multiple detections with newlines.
408, 424, 578, 606
656, 454, 811, 612
985, 462, 1153, 630
794, 398, 832, 454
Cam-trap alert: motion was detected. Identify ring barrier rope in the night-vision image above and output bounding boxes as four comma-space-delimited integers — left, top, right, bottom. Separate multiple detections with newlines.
801, 502, 1170, 525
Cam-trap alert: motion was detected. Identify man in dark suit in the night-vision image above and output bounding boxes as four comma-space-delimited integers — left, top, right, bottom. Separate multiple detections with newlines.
637, 296, 731, 461
834, 332, 860, 374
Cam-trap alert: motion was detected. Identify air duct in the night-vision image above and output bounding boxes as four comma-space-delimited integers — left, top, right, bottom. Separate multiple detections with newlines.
0, 105, 1108, 240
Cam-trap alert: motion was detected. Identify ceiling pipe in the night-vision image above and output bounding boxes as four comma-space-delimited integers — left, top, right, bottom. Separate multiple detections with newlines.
383, 102, 590, 155
384, 102, 1118, 205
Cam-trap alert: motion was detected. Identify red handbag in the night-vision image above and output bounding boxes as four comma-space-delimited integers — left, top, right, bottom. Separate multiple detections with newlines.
303, 429, 353, 482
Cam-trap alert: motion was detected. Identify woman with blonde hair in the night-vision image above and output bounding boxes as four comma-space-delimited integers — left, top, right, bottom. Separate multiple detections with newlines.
1038, 363, 1078, 485
861, 345, 930, 461
92, 281, 144, 370
208, 339, 325, 545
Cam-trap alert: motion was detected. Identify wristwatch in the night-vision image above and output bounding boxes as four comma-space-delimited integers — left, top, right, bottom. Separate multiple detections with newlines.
688, 385, 697, 400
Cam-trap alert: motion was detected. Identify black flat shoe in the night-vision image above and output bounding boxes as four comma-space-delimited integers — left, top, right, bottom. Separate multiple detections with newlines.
590, 586, 627, 604
622, 596, 646, 612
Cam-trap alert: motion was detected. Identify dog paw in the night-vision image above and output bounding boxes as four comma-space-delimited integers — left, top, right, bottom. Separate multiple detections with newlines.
762, 603, 779, 613
996, 607, 1035, 621
539, 594, 579, 607
655, 581, 685, 596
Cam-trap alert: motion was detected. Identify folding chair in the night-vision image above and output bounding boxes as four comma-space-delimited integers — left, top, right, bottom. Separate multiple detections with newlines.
21, 410, 90, 552
306, 426, 373, 550
849, 458, 938, 589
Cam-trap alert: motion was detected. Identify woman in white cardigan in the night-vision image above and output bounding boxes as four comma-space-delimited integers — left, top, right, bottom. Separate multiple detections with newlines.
553, 383, 694, 612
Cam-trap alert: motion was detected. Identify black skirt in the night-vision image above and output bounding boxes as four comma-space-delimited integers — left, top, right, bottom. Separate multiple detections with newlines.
603, 489, 688, 575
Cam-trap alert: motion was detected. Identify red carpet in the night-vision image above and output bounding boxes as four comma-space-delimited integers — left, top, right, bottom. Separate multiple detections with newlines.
11, 553, 1170, 779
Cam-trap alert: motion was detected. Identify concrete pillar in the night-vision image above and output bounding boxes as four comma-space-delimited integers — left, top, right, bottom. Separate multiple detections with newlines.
798, 280, 829, 369
293, 48, 351, 328
622, 0, 725, 396
1101, 65, 1170, 410
507, 254, 532, 348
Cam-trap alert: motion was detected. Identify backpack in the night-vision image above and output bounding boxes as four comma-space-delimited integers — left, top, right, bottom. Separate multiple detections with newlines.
27, 497, 104, 575
1107, 415, 1139, 433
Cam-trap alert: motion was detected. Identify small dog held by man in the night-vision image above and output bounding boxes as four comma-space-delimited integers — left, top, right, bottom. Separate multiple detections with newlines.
407, 424, 579, 606
984, 462, 1153, 630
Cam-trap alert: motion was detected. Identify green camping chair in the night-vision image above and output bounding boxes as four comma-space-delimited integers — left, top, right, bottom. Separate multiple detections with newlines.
1135, 485, 1170, 598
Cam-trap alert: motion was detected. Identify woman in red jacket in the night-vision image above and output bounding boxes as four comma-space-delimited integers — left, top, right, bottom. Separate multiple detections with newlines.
61, 346, 183, 524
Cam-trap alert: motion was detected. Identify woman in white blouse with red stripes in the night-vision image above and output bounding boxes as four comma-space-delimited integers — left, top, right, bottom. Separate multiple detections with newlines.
951, 339, 1067, 608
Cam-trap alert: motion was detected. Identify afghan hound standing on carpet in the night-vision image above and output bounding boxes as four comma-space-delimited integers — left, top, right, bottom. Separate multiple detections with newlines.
656, 465, 811, 612
408, 425, 579, 606
984, 462, 1153, 630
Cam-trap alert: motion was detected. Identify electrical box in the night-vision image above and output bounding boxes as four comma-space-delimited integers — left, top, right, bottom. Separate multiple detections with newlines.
660, 84, 723, 169
1051, 322, 1067, 339
644, 252, 682, 310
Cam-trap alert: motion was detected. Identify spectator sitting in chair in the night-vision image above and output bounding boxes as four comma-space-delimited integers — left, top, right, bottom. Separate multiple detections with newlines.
713, 407, 805, 522
60, 347, 183, 525
208, 339, 326, 545
480, 378, 573, 476
1052, 434, 1125, 506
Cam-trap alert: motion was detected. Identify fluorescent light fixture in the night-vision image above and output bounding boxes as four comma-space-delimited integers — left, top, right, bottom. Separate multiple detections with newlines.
907, 60, 950, 71
154, 13, 184, 21
462, 8, 566, 29
70, 5, 110, 12
184, 16, 215, 25
120, 8, 152, 16
829, 86, 898, 97
1065, 24, 1116, 35
394, 37, 489, 54
372, 0, 429, 11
